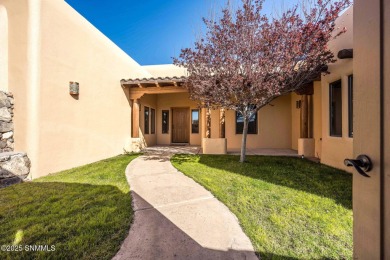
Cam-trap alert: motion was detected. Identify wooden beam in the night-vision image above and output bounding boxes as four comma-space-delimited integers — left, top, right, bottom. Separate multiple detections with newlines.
129, 93, 144, 100
295, 82, 314, 95
130, 86, 188, 95
337, 49, 353, 59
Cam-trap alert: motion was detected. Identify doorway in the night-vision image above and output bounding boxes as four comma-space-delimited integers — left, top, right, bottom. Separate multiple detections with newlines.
172, 108, 190, 143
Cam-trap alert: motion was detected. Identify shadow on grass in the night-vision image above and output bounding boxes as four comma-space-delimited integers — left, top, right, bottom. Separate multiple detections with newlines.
117, 191, 301, 260
0, 182, 132, 260
172, 154, 352, 210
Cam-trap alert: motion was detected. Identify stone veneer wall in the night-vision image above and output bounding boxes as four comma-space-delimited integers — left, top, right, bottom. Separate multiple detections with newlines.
0, 91, 14, 151
0, 91, 31, 188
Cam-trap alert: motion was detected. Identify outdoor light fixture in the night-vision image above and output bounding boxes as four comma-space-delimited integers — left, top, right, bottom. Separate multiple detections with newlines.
69, 81, 79, 95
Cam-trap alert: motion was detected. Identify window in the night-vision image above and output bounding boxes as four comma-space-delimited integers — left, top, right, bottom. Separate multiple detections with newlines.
162, 110, 169, 134
329, 80, 342, 137
191, 109, 199, 133
144, 106, 149, 134
236, 111, 258, 134
151, 108, 155, 134
348, 75, 353, 138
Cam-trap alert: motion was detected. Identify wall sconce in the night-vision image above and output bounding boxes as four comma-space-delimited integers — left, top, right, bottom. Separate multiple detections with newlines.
69, 82, 79, 95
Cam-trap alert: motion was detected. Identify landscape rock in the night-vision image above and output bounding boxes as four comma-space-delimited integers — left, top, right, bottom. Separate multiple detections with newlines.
0, 122, 13, 133
0, 92, 10, 108
0, 152, 31, 179
2, 131, 13, 139
6, 141, 13, 149
0, 91, 29, 188
0, 107, 11, 122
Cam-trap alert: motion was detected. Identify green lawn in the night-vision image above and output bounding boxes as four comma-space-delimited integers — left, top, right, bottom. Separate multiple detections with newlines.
171, 155, 352, 259
0, 154, 138, 260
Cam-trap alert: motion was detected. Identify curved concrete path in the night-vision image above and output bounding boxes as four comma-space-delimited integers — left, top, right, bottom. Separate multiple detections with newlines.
114, 147, 258, 260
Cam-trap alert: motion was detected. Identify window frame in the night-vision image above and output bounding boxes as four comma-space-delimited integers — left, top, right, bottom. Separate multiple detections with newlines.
151, 108, 156, 134
162, 110, 169, 134
235, 110, 258, 135
144, 106, 149, 135
348, 75, 353, 138
329, 80, 342, 137
191, 109, 200, 134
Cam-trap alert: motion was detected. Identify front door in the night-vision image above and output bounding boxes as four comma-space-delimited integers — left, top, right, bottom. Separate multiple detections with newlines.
172, 108, 189, 143
353, 0, 389, 258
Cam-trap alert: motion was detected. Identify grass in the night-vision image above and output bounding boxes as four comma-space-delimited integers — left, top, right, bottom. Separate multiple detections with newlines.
171, 155, 352, 259
0, 154, 138, 260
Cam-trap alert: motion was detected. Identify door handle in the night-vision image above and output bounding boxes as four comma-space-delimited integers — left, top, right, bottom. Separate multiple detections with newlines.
344, 155, 373, 178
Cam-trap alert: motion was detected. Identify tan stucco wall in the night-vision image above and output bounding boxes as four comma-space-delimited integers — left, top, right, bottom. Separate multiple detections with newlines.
312, 81, 323, 158
155, 93, 201, 146
321, 6, 353, 172
0, 0, 30, 166
151, 93, 291, 150
210, 109, 220, 139
0, 4, 8, 91
202, 138, 227, 154
142, 64, 187, 78
224, 94, 292, 150
3, 0, 151, 178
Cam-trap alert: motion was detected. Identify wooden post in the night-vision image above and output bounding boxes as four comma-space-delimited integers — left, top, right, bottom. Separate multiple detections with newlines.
296, 82, 314, 139
132, 99, 140, 138
206, 108, 211, 138
300, 94, 309, 138
219, 108, 225, 138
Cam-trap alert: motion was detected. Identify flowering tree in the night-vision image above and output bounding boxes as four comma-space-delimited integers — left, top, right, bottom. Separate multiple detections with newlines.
173, 0, 350, 162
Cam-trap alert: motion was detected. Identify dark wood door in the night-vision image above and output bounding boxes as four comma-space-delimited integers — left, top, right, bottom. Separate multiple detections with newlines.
172, 108, 189, 143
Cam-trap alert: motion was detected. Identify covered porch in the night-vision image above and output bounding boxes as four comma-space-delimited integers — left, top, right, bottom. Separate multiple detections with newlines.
120, 76, 206, 151
120, 76, 319, 157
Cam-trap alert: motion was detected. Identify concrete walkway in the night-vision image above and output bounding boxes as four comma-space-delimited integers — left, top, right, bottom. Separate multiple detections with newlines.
114, 147, 258, 260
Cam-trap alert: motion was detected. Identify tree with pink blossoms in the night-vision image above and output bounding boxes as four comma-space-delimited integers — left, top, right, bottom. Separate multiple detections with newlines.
174, 0, 350, 162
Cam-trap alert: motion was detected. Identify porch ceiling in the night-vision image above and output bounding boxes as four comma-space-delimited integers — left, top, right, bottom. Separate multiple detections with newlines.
121, 76, 188, 99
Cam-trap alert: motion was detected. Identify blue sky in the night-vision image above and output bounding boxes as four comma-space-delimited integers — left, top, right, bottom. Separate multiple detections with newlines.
65, 0, 297, 65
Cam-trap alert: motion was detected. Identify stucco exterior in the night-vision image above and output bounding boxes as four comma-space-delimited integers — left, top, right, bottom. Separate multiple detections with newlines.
156, 93, 201, 146
0, 0, 355, 177
320, 6, 354, 172
1, 0, 151, 178
224, 94, 292, 150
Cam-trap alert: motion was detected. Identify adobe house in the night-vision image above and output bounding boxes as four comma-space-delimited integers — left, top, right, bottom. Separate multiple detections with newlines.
121, 7, 355, 171
0, 0, 354, 178
1, 0, 389, 257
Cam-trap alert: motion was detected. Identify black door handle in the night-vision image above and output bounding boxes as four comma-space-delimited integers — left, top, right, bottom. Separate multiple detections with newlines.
344, 155, 373, 178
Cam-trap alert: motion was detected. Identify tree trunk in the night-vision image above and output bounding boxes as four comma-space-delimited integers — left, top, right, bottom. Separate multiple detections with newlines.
240, 116, 249, 163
